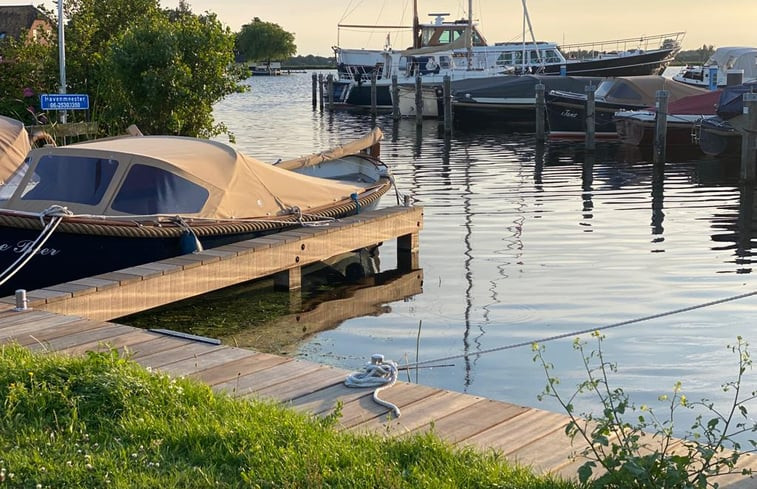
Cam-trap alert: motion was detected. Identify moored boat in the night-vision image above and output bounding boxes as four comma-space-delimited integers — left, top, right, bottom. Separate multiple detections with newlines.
0, 116, 32, 183
614, 89, 722, 147
672, 47, 757, 89
546, 76, 707, 139
0, 129, 393, 297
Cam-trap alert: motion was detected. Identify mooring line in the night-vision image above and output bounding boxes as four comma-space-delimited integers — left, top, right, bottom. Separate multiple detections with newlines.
404, 289, 757, 369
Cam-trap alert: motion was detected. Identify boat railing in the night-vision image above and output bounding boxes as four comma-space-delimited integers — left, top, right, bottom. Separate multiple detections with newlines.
338, 64, 383, 82
560, 31, 685, 59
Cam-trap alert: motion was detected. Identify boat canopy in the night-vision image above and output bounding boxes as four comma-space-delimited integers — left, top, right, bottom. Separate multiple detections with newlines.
596, 75, 706, 105
717, 82, 757, 119
276, 128, 382, 170
0, 116, 31, 184
1, 136, 379, 219
705, 47, 757, 71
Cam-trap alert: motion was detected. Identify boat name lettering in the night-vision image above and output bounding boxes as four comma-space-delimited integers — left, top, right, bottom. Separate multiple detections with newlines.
0, 241, 61, 256
560, 110, 578, 119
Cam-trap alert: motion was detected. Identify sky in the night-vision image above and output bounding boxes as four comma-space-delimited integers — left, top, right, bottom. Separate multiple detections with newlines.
2, 0, 755, 57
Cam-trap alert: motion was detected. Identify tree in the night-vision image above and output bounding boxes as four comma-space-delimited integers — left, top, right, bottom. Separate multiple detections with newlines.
96, 9, 246, 137
0, 30, 57, 124
236, 18, 296, 63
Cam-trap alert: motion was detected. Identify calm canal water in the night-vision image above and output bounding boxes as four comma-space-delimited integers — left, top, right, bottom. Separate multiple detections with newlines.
205, 72, 756, 432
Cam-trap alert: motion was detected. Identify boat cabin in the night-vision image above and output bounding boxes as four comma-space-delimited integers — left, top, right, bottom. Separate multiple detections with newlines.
418, 13, 487, 48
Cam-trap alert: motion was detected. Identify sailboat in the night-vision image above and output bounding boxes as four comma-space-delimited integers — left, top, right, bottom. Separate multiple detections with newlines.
331, 0, 683, 110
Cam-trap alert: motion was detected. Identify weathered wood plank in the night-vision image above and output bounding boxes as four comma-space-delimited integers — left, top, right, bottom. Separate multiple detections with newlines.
229, 360, 325, 398
287, 381, 375, 416
253, 366, 348, 402
433, 399, 530, 444
58, 329, 161, 356
337, 382, 441, 430
157, 347, 256, 377
13, 318, 114, 347
26, 324, 139, 353
135, 342, 223, 369
188, 352, 274, 386
352, 390, 482, 435
463, 409, 570, 456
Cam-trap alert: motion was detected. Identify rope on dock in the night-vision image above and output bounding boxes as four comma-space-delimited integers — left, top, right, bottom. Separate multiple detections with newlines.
345, 354, 401, 418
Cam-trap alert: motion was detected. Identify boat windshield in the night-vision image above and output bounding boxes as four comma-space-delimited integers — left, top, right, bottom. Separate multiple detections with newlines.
110, 163, 209, 215
19, 155, 119, 205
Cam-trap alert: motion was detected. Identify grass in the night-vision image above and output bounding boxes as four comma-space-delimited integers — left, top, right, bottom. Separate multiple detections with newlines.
0, 344, 579, 489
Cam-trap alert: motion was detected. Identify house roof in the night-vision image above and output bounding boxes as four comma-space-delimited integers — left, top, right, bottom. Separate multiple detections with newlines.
0, 5, 49, 40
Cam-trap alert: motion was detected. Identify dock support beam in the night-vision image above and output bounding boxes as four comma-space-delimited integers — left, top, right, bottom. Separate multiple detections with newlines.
535, 83, 546, 142
585, 84, 596, 151
392, 75, 400, 120
326, 74, 334, 111
740, 93, 757, 181
311, 73, 317, 109
397, 232, 420, 272
415, 74, 423, 125
370, 72, 378, 115
443, 75, 452, 133
318, 74, 324, 111
654, 90, 669, 164
274, 267, 302, 291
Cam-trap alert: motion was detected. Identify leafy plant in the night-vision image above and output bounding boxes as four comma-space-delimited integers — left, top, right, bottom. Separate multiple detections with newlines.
533, 332, 756, 488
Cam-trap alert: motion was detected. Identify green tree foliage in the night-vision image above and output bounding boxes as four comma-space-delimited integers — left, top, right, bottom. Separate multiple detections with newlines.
236, 17, 296, 63
62, 0, 163, 97
0, 34, 57, 124
96, 9, 246, 136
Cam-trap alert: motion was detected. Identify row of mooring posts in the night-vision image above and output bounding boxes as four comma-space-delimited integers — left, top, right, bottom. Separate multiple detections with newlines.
311, 72, 454, 133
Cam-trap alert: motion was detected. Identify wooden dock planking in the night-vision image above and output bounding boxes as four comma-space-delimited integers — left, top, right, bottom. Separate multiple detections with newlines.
156, 347, 257, 378
19, 206, 422, 322
353, 390, 484, 435
253, 366, 346, 399
0, 304, 754, 487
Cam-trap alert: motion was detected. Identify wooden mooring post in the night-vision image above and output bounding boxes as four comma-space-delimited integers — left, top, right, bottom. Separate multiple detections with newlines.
370, 72, 378, 115
415, 74, 423, 125
740, 93, 757, 181
654, 90, 669, 164
443, 75, 452, 133
391, 75, 400, 120
318, 74, 324, 111
585, 84, 596, 151
326, 74, 334, 111
535, 83, 546, 142
311, 73, 318, 109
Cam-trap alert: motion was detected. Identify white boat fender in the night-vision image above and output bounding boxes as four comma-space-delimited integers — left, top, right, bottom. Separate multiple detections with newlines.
344, 353, 400, 418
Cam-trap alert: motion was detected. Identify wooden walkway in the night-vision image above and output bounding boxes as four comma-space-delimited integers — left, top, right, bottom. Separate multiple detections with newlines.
0, 308, 754, 486
0, 204, 754, 486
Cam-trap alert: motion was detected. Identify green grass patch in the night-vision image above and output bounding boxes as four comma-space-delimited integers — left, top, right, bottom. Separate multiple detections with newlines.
0, 344, 578, 488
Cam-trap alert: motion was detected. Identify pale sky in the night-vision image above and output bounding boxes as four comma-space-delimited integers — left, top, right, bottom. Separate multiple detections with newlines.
3, 0, 755, 57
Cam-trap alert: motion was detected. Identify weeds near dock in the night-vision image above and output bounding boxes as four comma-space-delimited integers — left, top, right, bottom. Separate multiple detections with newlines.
533, 333, 756, 488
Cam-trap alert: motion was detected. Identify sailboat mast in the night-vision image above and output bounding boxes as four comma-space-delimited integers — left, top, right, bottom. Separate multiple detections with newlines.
467, 0, 473, 69
521, 0, 542, 67
412, 0, 420, 49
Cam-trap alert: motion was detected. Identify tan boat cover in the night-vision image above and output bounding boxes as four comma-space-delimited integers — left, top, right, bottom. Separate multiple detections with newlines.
27, 136, 380, 219
276, 128, 382, 170
603, 76, 707, 105
0, 116, 31, 184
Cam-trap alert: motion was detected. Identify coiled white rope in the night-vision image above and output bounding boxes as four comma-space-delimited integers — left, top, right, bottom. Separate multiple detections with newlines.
0, 205, 72, 288
345, 354, 401, 418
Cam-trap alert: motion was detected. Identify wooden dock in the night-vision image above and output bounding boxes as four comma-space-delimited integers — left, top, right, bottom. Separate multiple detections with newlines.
0, 205, 754, 486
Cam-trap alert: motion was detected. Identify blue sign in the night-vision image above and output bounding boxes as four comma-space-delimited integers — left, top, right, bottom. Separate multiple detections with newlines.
40, 94, 90, 110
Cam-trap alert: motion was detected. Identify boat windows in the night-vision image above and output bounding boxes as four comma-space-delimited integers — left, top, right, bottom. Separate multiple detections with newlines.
111, 164, 208, 215
607, 81, 642, 101
20, 155, 118, 205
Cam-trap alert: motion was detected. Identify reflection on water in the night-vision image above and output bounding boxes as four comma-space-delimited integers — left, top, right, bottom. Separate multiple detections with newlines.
202, 73, 757, 438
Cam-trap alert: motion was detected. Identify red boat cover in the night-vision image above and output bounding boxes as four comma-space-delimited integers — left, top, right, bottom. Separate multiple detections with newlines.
648, 90, 722, 115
